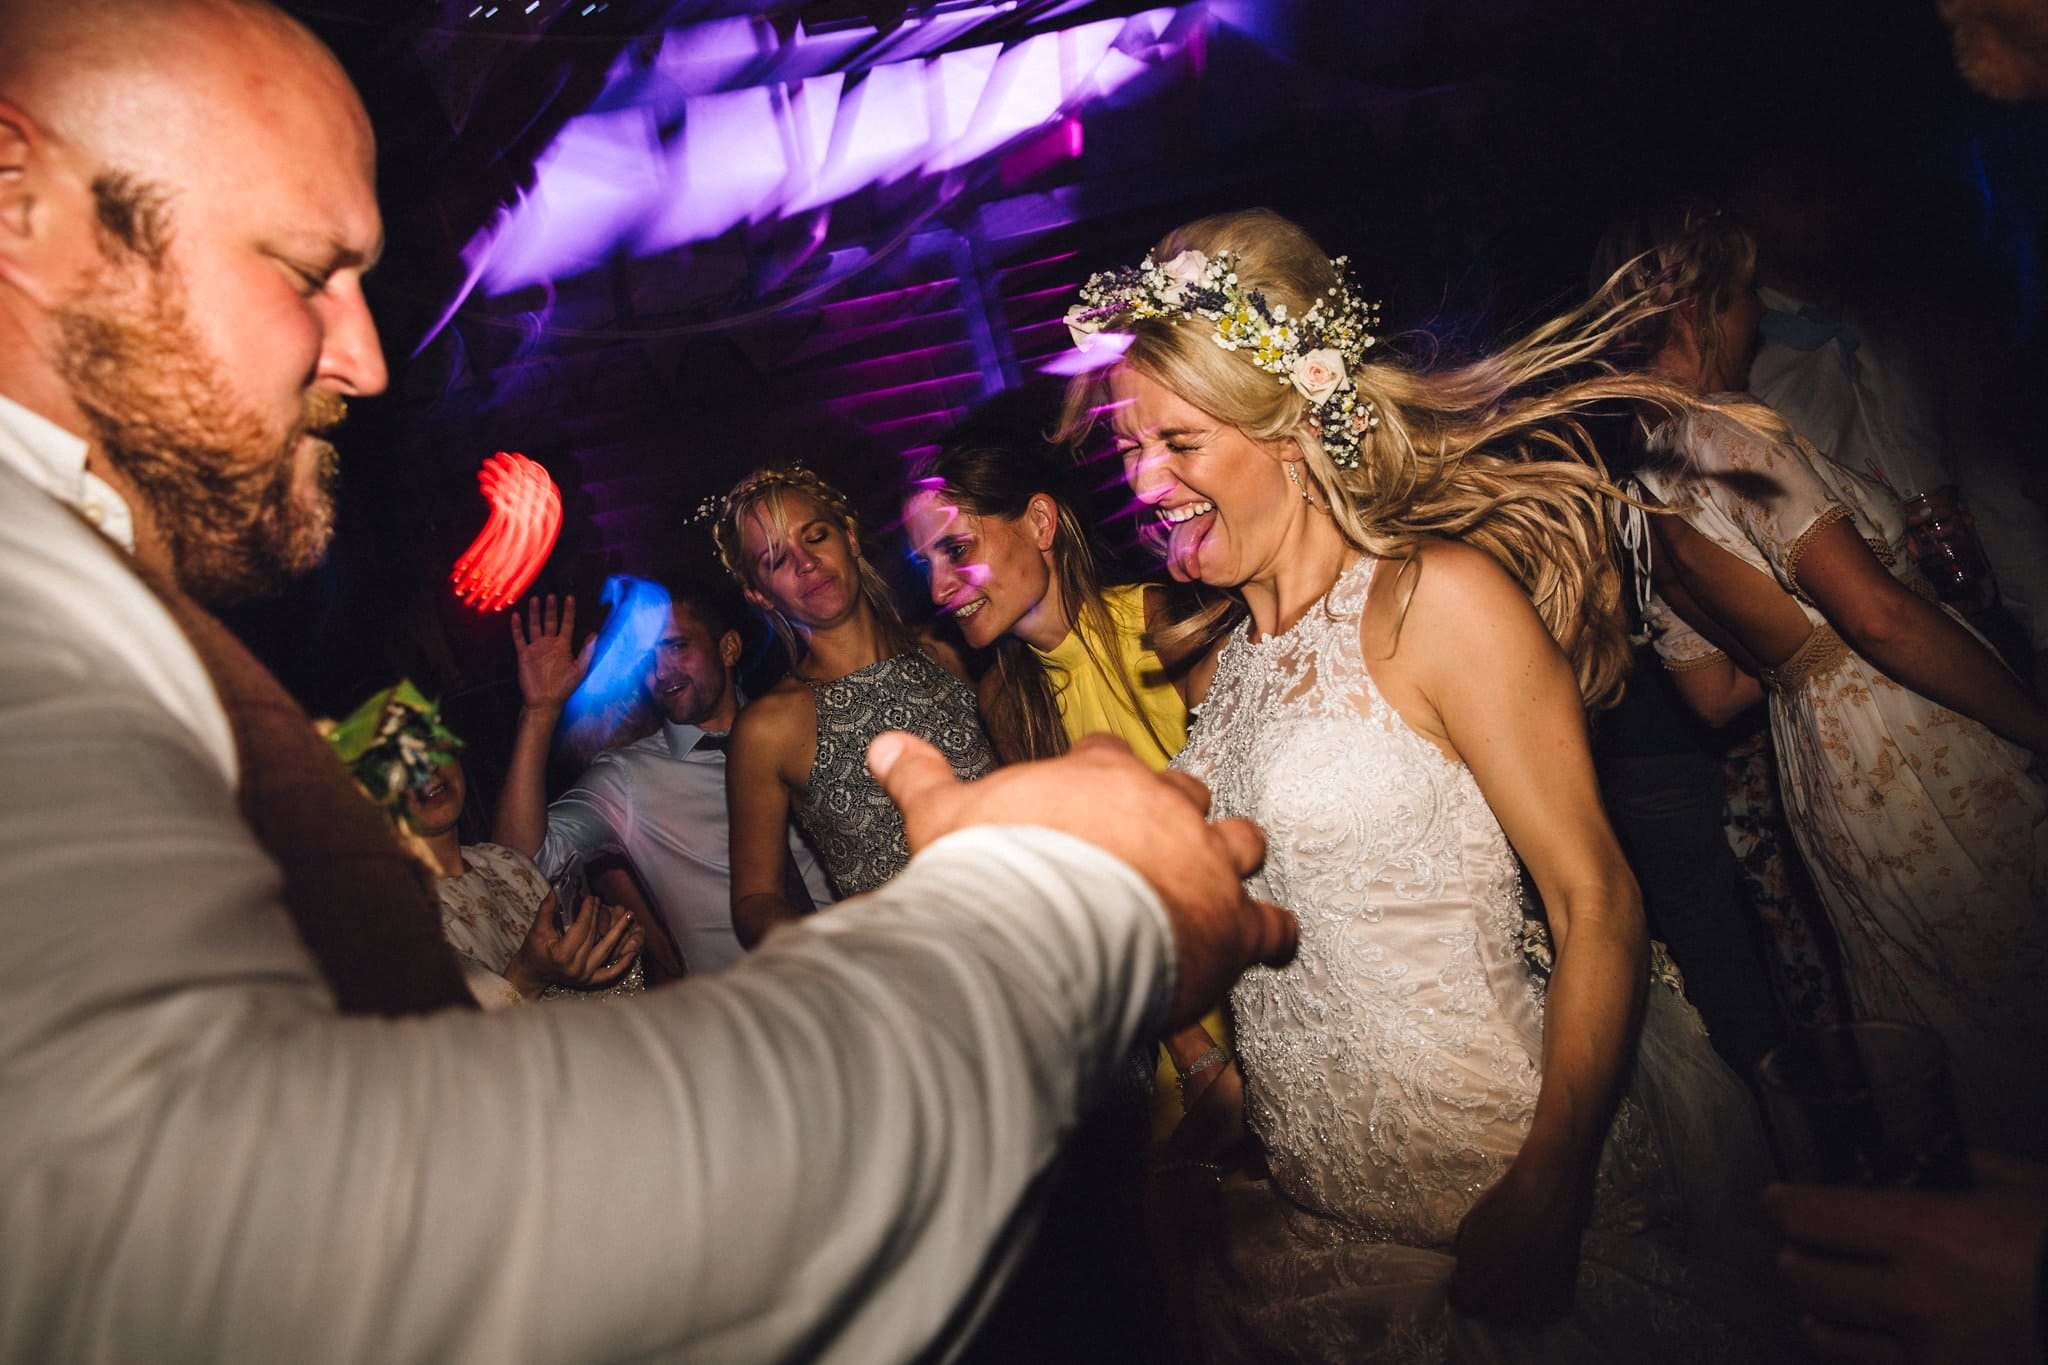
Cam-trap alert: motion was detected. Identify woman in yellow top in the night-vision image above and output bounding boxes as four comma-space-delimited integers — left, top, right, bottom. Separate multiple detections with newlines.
1028, 581, 1189, 767
902, 398, 1234, 1148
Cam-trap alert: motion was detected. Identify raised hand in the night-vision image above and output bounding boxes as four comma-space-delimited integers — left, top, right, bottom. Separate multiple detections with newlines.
867, 730, 1296, 1030
508, 594, 592, 712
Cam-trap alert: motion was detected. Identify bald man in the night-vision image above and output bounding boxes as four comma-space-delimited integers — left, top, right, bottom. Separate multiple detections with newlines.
0, 3, 1292, 1360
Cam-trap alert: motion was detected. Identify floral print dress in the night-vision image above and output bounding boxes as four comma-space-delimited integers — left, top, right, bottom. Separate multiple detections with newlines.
436, 842, 645, 1008
1637, 402, 2048, 1156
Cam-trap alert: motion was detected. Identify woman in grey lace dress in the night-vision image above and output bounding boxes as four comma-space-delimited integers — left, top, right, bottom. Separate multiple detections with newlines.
1061, 211, 1785, 1362
713, 468, 996, 947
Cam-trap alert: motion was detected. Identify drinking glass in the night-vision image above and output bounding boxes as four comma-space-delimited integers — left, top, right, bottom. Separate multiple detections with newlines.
1900, 486, 1992, 608
1756, 1020, 1973, 1189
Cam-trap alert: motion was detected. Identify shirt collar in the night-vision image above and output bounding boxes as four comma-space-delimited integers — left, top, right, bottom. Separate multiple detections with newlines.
0, 394, 137, 551
662, 719, 708, 758
659, 684, 747, 758
661, 718, 735, 759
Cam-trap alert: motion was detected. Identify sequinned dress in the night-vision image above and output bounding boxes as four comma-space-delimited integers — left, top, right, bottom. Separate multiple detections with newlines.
797, 646, 996, 897
1172, 555, 1783, 1364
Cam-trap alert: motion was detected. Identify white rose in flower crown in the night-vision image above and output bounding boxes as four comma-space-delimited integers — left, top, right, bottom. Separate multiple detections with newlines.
1161, 249, 1209, 287
1290, 348, 1347, 404
1065, 303, 1105, 351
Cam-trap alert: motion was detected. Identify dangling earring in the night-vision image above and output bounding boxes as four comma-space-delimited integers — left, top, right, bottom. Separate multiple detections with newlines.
1286, 459, 1326, 513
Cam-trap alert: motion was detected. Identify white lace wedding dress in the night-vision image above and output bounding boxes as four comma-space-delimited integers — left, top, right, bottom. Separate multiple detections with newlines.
1172, 555, 1785, 1364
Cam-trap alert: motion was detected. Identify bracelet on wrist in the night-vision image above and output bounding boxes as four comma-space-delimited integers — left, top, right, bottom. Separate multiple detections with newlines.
1175, 1046, 1228, 1097
1148, 1159, 1223, 1185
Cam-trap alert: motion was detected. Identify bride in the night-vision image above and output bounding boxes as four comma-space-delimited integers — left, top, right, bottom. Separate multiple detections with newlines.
1063, 210, 1785, 1362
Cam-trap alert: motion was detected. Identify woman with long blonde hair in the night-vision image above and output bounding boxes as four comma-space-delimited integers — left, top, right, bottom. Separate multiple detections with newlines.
1592, 204, 2048, 1158
712, 467, 995, 948
1065, 209, 1780, 1360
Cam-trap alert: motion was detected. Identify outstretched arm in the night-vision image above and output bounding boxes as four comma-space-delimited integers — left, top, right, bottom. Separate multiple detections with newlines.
492, 594, 592, 858
9, 669, 1291, 1365
1795, 520, 2048, 756
7, 734, 1177, 1362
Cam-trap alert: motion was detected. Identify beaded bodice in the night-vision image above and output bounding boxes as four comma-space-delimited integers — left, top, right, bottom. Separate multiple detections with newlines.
1176, 556, 1560, 1245
797, 647, 995, 898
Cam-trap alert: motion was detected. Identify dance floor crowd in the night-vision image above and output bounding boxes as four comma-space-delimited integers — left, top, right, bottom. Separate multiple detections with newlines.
4, 1, 2046, 1362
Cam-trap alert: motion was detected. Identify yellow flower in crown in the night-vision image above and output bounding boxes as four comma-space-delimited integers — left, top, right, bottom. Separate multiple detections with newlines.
1068, 247, 1385, 469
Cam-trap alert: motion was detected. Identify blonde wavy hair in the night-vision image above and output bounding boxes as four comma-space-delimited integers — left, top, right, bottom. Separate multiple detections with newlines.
1587, 203, 1759, 387
1061, 208, 1703, 710
710, 466, 913, 667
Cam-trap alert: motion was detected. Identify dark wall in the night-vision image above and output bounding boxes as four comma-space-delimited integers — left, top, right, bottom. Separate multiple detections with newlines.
241, 0, 2038, 761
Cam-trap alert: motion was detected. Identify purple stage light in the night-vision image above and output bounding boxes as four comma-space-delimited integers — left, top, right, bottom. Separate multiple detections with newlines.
643, 86, 786, 247
800, 61, 935, 210
644, 16, 768, 97
440, 4, 1198, 328
933, 31, 1060, 169
933, 44, 1004, 148
1038, 328, 1131, 374
474, 108, 664, 294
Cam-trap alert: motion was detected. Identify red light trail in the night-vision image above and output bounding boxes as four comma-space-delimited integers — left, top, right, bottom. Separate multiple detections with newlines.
451, 451, 562, 612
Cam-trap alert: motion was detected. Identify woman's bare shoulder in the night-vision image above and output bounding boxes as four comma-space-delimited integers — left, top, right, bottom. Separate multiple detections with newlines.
734, 677, 812, 738
1361, 540, 1554, 687
1368, 540, 1522, 622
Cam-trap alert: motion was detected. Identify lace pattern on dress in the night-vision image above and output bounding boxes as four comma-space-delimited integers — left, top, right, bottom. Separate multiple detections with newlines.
797, 648, 996, 897
1180, 560, 1518, 1241
1177, 557, 1666, 1248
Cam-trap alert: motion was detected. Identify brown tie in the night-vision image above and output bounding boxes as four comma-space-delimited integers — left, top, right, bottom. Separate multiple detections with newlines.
132, 559, 476, 1016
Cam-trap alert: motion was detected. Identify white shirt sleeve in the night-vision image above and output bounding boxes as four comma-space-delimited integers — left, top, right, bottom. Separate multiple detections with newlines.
534, 751, 633, 877
3, 704, 1174, 1363
1, 493, 1178, 1365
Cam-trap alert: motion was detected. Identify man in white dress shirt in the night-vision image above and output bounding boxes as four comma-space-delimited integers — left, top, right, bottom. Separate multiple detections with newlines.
0, 2, 1294, 1360
494, 579, 834, 976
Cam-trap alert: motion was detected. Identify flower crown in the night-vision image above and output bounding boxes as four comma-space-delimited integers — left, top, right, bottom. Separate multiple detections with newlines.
1065, 248, 1384, 469
317, 679, 463, 869
318, 680, 462, 806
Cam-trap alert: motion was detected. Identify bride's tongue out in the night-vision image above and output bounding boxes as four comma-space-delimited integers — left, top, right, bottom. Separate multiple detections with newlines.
1165, 506, 1216, 582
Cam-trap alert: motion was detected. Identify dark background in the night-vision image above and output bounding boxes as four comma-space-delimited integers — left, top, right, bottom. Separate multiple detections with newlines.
243, 0, 2043, 781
